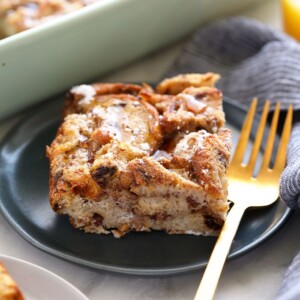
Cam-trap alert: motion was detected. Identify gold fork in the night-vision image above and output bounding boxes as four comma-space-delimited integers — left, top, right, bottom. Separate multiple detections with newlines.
194, 99, 293, 300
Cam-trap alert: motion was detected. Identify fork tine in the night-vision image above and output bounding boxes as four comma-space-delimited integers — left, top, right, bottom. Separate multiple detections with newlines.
273, 105, 293, 172
260, 102, 281, 171
247, 100, 270, 173
231, 98, 257, 166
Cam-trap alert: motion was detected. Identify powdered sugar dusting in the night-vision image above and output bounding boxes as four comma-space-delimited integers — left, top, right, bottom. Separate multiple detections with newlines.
71, 85, 96, 105
180, 94, 207, 113
184, 230, 202, 235
140, 143, 150, 151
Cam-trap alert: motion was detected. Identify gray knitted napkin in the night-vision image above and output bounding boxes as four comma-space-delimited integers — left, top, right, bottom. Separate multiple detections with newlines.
166, 17, 300, 209
165, 17, 300, 300
277, 253, 300, 300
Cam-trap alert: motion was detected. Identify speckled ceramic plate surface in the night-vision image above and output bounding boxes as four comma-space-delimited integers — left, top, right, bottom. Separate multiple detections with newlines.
0, 96, 292, 275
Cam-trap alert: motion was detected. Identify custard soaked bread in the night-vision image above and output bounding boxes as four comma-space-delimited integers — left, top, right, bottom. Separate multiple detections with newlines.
47, 73, 231, 238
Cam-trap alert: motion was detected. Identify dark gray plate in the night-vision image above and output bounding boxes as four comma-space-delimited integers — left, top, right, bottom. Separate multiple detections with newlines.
0, 96, 292, 276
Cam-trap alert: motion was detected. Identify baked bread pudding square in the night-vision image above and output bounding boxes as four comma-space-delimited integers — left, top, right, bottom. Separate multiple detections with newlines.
47, 73, 231, 238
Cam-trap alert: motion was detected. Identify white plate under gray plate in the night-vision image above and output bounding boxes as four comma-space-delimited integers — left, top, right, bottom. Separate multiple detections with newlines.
0, 254, 89, 300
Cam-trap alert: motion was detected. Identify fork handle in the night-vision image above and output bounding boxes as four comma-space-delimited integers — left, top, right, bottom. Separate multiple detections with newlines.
194, 203, 246, 300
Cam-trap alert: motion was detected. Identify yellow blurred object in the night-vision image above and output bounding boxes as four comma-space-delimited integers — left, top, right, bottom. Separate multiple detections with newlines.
282, 0, 300, 41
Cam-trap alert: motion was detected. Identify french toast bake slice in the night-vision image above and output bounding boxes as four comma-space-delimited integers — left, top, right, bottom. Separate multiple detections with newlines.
0, 262, 24, 300
47, 73, 231, 238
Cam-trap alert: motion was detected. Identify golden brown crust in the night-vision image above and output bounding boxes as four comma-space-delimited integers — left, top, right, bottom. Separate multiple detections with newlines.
64, 83, 152, 115
156, 73, 220, 95
0, 262, 24, 300
47, 73, 231, 237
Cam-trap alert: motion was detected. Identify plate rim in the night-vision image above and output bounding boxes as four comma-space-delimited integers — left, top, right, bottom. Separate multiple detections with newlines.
0, 96, 293, 276
0, 254, 89, 299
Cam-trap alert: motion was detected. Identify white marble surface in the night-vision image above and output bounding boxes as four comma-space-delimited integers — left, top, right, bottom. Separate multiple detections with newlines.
1, 0, 300, 299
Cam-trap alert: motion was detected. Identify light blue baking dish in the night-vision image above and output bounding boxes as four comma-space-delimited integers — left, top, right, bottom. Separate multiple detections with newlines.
0, 0, 261, 119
